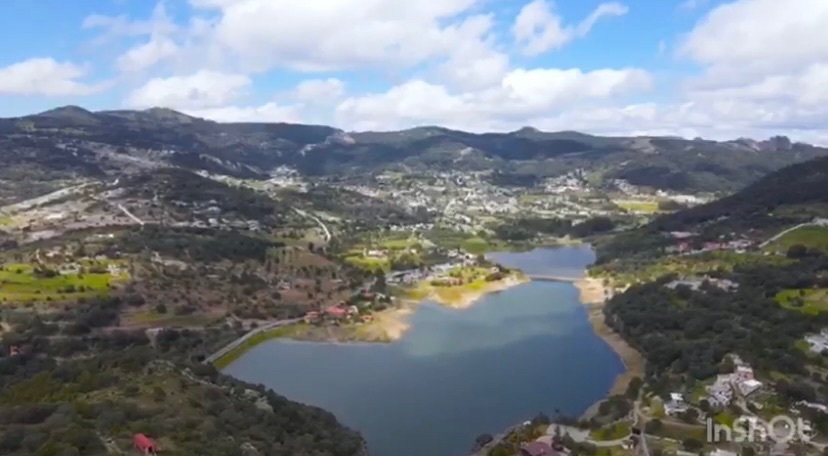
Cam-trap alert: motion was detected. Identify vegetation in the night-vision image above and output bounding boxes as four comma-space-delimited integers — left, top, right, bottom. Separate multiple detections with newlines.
604, 251, 828, 396
598, 155, 828, 264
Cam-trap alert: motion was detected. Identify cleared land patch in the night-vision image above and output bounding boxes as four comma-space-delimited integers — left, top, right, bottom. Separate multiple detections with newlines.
775, 288, 828, 315
767, 225, 828, 252
0, 261, 127, 304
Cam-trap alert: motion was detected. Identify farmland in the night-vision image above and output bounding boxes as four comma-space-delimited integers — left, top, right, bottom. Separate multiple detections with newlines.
0, 261, 126, 304
767, 225, 828, 252
775, 288, 828, 315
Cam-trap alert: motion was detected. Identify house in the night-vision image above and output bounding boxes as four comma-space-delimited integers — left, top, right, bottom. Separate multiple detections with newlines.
709, 449, 738, 456
133, 433, 157, 455
739, 379, 762, 397
347, 305, 359, 315
9, 345, 21, 357
324, 306, 347, 319
303, 311, 320, 323
520, 441, 556, 456
666, 392, 689, 415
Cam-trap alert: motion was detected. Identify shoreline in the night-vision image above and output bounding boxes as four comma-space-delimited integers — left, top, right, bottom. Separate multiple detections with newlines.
212, 274, 529, 368
427, 273, 531, 309
573, 277, 645, 419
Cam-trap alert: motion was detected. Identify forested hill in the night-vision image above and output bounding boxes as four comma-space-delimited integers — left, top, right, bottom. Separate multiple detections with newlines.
597, 155, 828, 263
3, 106, 828, 196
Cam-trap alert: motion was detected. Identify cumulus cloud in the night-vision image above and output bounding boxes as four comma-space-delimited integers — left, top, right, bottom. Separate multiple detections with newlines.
0, 58, 102, 96
9, 0, 828, 144
124, 70, 250, 109
513, 0, 628, 55
188, 0, 489, 72
335, 67, 651, 131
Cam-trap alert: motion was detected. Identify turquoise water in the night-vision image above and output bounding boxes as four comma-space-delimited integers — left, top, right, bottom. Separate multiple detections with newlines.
224, 247, 623, 456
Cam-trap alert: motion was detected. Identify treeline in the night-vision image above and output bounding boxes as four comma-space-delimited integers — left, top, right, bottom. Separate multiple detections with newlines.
0, 314, 366, 456
604, 251, 828, 386
598, 155, 828, 263
494, 216, 616, 241
110, 226, 284, 263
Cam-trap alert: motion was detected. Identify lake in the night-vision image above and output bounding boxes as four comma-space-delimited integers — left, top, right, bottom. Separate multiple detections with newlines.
223, 246, 624, 456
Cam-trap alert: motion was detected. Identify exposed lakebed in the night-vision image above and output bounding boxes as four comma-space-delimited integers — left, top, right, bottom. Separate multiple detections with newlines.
224, 246, 624, 456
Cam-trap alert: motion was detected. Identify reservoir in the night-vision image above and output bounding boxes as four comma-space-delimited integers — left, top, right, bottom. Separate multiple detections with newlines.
223, 246, 624, 456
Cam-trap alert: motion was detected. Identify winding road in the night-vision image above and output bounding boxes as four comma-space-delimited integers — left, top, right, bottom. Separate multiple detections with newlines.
203, 318, 302, 364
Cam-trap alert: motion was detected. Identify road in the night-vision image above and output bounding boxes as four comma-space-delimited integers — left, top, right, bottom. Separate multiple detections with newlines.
759, 217, 828, 248
293, 207, 331, 242
203, 318, 302, 364
116, 203, 144, 226
526, 274, 580, 283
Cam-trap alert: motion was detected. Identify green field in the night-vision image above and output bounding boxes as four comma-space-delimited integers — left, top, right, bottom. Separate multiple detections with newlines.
590, 422, 631, 441
592, 251, 793, 285
775, 288, 828, 315
767, 225, 828, 252
0, 262, 126, 303
614, 200, 659, 213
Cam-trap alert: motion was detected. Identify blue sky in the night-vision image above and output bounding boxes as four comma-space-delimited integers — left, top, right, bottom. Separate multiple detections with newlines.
1, 0, 826, 143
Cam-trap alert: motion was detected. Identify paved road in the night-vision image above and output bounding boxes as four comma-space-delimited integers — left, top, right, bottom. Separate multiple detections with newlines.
293, 207, 331, 242
760, 217, 828, 248
204, 318, 302, 364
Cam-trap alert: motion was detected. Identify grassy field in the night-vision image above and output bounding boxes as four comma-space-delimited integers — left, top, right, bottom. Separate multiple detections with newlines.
775, 288, 828, 315
590, 422, 632, 441
767, 225, 828, 252
0, 262, 127, 304
614, 200, 660, 213
593, 251, 793, 285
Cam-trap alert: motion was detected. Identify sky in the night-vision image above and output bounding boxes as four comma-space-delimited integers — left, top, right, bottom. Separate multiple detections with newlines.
0, 0, 827, 142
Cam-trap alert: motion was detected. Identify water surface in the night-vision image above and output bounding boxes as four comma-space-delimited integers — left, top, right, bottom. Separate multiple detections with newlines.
224, 246, 622, 456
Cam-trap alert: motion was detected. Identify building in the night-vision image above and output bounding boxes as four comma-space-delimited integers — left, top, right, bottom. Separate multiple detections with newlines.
520, 441, 557, 456
666, 392, 689, 415
324, 306, 347, 319
709, 449, 738, 456
739, 379, 763, 397
133, 434, 157, 455
708, 376, 734, 407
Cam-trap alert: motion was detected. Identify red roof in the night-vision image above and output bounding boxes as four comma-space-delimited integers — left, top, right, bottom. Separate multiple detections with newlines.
134, 433, 156, 451
520, 441, 556, 456
325, 306, 347, 316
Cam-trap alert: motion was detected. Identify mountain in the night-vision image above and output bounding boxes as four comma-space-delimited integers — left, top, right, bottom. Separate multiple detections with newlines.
2, 106, 827, 203
597, 154, 828, 263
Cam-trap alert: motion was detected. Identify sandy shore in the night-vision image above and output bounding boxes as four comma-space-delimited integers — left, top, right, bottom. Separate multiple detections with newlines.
430, 274, 530, 309
574, 277, 645, 419
360, 305, 414, 341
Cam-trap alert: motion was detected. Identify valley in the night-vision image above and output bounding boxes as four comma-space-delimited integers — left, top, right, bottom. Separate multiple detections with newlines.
1, 108, 828, 456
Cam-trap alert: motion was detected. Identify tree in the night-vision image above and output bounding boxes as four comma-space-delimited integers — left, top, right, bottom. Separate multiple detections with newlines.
787, 244, 809, 259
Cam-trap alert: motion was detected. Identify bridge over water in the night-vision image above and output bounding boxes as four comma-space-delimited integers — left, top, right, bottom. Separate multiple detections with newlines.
525, 274, 581, 283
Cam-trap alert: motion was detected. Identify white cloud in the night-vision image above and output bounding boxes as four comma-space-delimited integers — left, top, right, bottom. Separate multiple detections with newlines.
0, 58, 101, 96
513, 0, 628, 55
334, 67, 651, 131
184, 102, 301, 123
124, 70, 250, 109
292, 78, 346, 103
117, 37, 179, 73
188, 0, 491, 72
678, 0, 828, 77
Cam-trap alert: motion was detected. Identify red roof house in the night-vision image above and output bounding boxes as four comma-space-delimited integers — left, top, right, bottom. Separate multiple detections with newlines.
133, 433, 157, 455
325, 306, 347, 318
520, 441, 556, 456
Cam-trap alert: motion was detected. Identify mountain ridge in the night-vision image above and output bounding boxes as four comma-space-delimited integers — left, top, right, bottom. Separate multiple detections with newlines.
2, 105, 827, 201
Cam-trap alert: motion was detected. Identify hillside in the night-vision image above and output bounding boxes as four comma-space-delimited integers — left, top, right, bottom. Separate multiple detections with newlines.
596, 155, 828, 264
2, 107, 827, 203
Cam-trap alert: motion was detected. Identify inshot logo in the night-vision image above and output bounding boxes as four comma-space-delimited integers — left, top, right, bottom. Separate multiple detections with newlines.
706, 416, 811, 443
